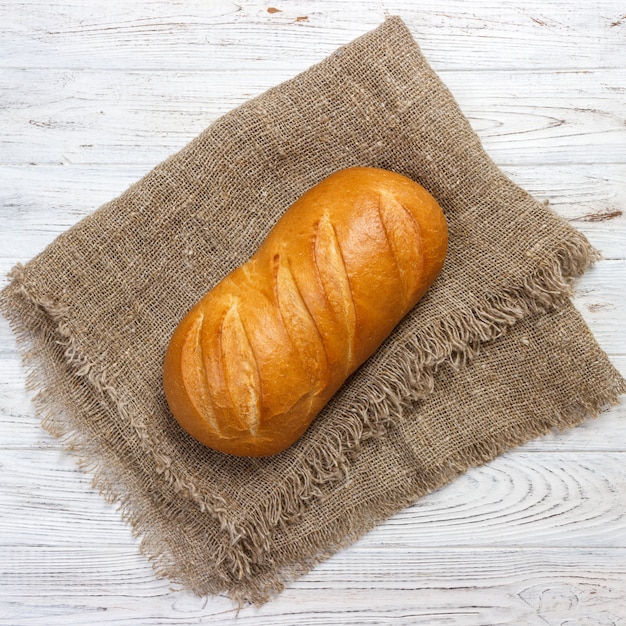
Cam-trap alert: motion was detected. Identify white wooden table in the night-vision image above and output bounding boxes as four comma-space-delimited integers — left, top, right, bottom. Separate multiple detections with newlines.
1, 1, 625, 623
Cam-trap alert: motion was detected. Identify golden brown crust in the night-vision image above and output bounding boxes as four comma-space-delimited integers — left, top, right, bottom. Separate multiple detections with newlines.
163, 167, 448, 457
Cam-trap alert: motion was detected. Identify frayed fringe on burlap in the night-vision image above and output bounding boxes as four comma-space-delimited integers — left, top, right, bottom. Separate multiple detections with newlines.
205, 233, 602, 564
4, 265, 232, 513
0, 284, 190, 586
215, 365, 626, 607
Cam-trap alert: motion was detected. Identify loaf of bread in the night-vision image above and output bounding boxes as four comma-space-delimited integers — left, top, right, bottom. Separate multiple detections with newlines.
163, 167, 448, 457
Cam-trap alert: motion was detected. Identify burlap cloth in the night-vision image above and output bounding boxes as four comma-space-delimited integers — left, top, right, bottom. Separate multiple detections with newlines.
2, 17, 624, 605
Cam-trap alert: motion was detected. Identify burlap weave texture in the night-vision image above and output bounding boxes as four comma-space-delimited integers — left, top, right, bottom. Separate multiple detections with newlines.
1, 17, 624, 604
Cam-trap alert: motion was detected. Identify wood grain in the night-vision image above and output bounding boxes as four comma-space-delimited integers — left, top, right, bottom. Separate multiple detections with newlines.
2, 547, 625, 625
1, 449, 624, 548
1, 68, 624, 166
0, 0, 624, 623
1, 162, 623, 261
2, 0, 625, 71
1, 446, 625, 624
1, 328, 624, 452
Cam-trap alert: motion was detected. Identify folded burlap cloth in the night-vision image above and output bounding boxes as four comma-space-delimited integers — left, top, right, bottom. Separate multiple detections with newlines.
2, 17, 624, 605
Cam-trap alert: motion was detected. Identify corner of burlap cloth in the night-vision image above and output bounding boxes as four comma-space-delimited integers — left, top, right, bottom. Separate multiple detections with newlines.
2, 16, 624, 605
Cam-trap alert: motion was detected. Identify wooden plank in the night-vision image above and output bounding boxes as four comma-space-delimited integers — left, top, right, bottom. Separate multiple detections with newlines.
0, 161, 622, 222
574, 262, 626, 352
1, 448, 624, 548
1, 162, 623, 263
1, 0, 625, 72
1, 289, 623, 450
1, 323, 623, 451
2, 261, 624, 355
1, 546, 624, 624
505, 164, 626, 261
1, 68, 624, 167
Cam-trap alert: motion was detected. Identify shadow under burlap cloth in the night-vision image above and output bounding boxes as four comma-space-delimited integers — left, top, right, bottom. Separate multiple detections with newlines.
1, 16, 624, 604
